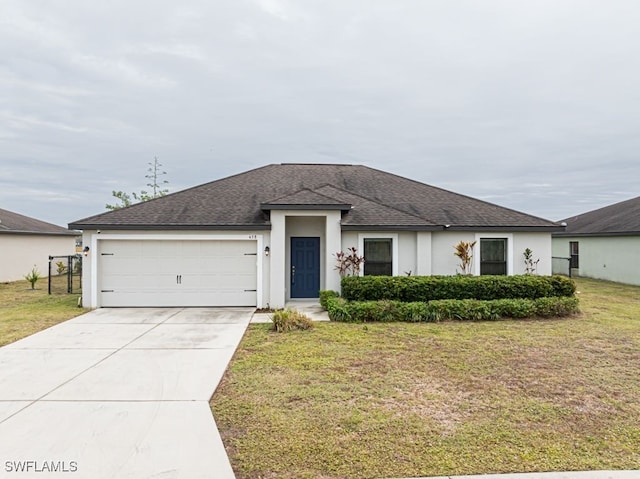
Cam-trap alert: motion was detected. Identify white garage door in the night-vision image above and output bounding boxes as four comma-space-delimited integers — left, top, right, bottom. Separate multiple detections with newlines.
98, 240, 258, 307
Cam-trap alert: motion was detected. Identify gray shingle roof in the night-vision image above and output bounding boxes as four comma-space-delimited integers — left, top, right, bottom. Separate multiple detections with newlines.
261, 188, 352, 210
555, 195, 640, 236
69, 164, 561, 231
0, 208, 76, 236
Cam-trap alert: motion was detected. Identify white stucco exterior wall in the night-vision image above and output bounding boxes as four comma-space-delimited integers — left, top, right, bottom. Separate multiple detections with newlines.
269, 210, 342, 308
553, 236, 640, 286
512, 232, 553, 276
0, 234, 76, 282
398, 232, 417, 276
431, 231, 475, 275
340, 232, 358, 252
416, 232, 432, 276
79, 226, 557, 308
430, 231, 552, 276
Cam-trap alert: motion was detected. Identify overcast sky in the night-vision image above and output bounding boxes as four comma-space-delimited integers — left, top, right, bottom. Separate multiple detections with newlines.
2, 0, 639, 227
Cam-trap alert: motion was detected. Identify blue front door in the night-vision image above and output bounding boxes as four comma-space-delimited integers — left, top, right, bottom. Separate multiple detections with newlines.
290, 237, 320, 298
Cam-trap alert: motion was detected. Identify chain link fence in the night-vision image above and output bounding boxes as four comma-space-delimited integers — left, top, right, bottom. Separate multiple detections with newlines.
48, 255, 82, 294
552, 256, 572, 277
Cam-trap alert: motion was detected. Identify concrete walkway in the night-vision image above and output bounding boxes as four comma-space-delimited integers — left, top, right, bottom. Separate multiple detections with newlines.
250, 299, 331, 323
0, 307, 253, 479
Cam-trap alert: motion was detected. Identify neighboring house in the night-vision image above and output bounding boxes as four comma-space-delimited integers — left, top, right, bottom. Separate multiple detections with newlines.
552, 195, 640, 286
0, 208, 78, 282
69, 164, 563, 309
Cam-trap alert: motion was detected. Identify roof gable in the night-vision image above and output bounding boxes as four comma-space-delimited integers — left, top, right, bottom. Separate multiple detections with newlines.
313, 185, 437, 229
69, 164, 561, 231
557, 195, 640, 236
261, 188, 352, 210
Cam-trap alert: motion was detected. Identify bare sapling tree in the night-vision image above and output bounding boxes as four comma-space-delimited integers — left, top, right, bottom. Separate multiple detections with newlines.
106, 157, 169, 210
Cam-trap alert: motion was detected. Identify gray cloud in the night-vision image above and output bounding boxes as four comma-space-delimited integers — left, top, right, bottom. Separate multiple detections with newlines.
1, 0, 639, 225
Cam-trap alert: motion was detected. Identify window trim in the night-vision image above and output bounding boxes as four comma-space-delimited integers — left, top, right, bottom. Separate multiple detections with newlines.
474, 233, 513, 276
358, 233, 399, 276
569, 241, 579, 269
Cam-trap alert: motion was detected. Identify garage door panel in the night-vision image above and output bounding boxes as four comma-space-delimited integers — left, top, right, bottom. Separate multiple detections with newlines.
98, 239, 258, 307
196, 241, 257, 256
180, 256, 256, 272
101, 273, 178, 290
183, 273, 255, 289
101, 291, 256, 308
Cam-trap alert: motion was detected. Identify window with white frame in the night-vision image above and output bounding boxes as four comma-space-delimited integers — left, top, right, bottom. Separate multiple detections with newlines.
358, 234, 398, 276
480, 238, 508, 275
363, 238, 393, 276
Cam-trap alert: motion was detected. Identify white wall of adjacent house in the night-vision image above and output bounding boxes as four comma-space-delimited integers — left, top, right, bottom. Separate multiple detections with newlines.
0, 234, 76, 282
553, 236, 640, 286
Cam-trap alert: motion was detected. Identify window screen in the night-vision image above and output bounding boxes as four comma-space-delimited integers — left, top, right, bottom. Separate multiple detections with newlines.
363, 238, 392, 276
480, 238, 507, 275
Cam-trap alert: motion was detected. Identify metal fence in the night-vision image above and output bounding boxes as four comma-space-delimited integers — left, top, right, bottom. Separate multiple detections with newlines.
48, 255, 82, 294
552, 256, 572, 277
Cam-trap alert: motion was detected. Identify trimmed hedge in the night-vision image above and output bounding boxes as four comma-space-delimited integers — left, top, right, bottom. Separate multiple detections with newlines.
319, 290, 340, 310
325, 296, 580, 322
341, 275, 576, 302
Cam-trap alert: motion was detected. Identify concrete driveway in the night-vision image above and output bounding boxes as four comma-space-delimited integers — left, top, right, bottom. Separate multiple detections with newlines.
0, 308, 253, 479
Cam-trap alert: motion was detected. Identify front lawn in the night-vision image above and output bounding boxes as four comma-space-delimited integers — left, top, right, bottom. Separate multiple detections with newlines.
0, 279, 85, 346
211, 278, 640, 479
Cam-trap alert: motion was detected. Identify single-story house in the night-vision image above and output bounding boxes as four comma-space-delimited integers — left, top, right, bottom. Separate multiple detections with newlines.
552, 195, 640, 285
69, 164, 563, 309
0, 208, 78, 282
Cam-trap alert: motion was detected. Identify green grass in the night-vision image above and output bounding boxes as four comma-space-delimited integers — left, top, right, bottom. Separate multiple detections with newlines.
211, 278, 640, 478
0, 278, 86, 346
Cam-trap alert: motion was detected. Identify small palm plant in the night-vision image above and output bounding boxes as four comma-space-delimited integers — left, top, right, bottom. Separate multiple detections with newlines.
454, 240, 476, 275
24, 266, 41, 290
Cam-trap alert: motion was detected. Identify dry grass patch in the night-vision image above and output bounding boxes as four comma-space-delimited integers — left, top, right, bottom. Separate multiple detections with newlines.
211, 278, 640, 478
0, 279, 85, 346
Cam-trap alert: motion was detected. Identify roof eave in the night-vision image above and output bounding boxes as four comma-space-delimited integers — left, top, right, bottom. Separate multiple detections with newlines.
0, 230, 78, 236
67, 223, 271, 231
341, 224, 441, 231
553, 231, 640, 237
446, 225, 565, 232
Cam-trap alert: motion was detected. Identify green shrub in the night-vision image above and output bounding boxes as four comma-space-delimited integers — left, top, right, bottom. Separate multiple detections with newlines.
327, 296, 580, 322
548, 275, 577, 297
271, 308, 314, 332
534, 296, 580, 317
341, 275, 576, 302
427, 299, 499, 321
397, 302, 431, 322
319, 290, 340, 310
24, 266, 41, 290
325, 297, 353, 322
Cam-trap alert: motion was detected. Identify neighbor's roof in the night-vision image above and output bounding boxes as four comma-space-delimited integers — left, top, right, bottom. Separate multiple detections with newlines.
69, 164, 562, 231
554, 195, 640, 236
0, 208, 77, 236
